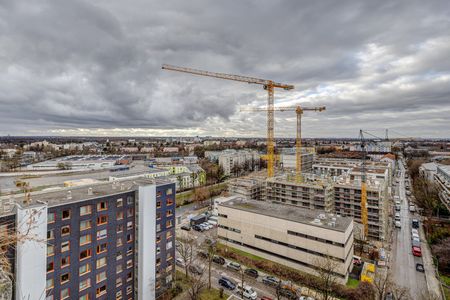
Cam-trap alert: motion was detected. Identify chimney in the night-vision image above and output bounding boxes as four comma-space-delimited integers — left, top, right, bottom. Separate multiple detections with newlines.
88, 187, 93, 196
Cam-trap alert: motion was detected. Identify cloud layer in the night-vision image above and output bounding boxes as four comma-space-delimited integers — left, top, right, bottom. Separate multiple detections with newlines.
0, 0, 449, 138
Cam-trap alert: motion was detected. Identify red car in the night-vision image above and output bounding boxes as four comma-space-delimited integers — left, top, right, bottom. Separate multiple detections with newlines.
260, 297, 273, 300
412, 246, 422, 257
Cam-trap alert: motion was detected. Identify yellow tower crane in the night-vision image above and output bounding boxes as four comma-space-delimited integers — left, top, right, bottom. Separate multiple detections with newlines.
161, 64, 294, 178
359, 129, 369, 239
241, 105, 325, 182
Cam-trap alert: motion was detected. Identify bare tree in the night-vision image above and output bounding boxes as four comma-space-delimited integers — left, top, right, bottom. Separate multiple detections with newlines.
202, 230, 218, 290
186, 264, 207, 300
176, 235, 195, 278
373, 271, 411, 300
313, 255, 340, 300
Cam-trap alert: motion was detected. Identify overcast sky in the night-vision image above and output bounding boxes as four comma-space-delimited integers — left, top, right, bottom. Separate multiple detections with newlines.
0, 0, 449, 138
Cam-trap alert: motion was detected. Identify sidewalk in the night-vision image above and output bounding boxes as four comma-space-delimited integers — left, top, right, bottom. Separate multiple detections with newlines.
420, 224, 444, 300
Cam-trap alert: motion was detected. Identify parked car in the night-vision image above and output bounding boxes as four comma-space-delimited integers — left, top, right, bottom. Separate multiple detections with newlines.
261, 297, 273, 300
353, 256, 362, 266
212, 255, 225, 265
412, 237, 420, 244
227, 261, 241, 272
189, 265, 203, 275
409, 205, 416, 212
395, 221, 401, 228
279, 288, 298, 300
201, 222, 213, 230
395, 205, 401, 211
244, 268, 259, 278
412, 246, 422, 257
218, 276, 236, 290
412, 219, 420, 229
197, 250, 208, 259
192, 224, 204, 232
416, 263, 425, 272
237, 284, 257, 300
262, 275, 280, 287
181, 224, 191, 231
412, 232, 420, 240
412, 239, 421, 248
411, 228, 419, 235
176, 258, 185, 267
199, 224, 209, 231
385, 292, 394, 300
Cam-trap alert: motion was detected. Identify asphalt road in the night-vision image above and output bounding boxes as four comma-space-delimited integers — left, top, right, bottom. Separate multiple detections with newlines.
390, 160, 427, 299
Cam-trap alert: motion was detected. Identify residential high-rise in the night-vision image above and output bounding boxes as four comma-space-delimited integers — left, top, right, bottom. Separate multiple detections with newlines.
0, 178, 175, 300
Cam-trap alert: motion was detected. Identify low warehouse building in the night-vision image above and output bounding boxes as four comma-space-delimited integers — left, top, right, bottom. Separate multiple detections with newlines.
218, 198, 354, 283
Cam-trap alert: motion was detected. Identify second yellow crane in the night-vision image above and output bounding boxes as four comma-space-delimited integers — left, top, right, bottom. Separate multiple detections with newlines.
241, 105, 325, 182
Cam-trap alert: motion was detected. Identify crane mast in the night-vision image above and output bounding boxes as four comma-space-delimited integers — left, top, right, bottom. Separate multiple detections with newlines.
162, 64, 294, 178
359, 130, 369, 239
241, 105, 325, 182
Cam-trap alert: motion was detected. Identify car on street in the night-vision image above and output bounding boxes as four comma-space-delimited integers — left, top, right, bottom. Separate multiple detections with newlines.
212, 255, 225, 265
199, 223, 209, 231
262, 275, 280, 287
176, 258, 185, 267
279, 288, 298, 299
197, 250, 208, 259
226, 261, 241, 272
412, 219, 420, 229
218, 276, 236, 290
181, 224, 191, 231
395, 205, 401, 211
237, 284, 257, 300
412, 239, 421, 248
411, 228, 419, 235
409, 205, 416, 212
260, 297, 273, 300
412, 246, 422, 257
412, 232, 420, 240
189, 264, 204, 275
201, 222, 213, 230
385, 292, 394, 300
416, 263, 425, 272
244, 268, 259, 278
395, 221, 401, 228
193, 224, 204, 232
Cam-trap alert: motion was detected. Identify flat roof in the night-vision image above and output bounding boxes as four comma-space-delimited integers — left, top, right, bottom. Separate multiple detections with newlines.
219, 198, 352, 232
0, 178, 171, 217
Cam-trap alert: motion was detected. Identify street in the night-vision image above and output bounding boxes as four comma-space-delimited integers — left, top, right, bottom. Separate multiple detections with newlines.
390, 160, 428, 299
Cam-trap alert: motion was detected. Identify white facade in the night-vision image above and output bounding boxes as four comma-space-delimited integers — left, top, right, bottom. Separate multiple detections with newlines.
217, 149, 260, 176
15, 203, 47, 300
138, 185, 157, 300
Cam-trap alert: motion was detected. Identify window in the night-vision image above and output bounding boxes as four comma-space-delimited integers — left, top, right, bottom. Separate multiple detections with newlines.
97, 229, 107, 240
96, 285, 107, 297
166, 188, 173, 195
126, 245, 133, 256
117, 198, 123, 207
62, 209, 71, 220
80, 220, 92, 231
61, 273, 70, 284
116, 211, 124, 220
97, 243, 107, 254
79, 263, 91, 275
126, 285, 132, 295
157, 191, 162, 197
127, 233, 133, 243
166, 220, 173, 228
126, 271, 132, 282
156, 201, 162, 208
116, 251, 123, 261
60, 288, 70, 299
127, 221, 133, 230
80, 205, 92, 216
61, 225, 70, 236
47, 212, 55, 223
61, 241, 70, 252
166, 241, 173, 250
79, 278, 91, 291
97, 215, 108, 225
116, 290, 122, 299
127, 208, 134, 217
79, 294, 90, 300
126, 259, 133, 269
97, 201, 107, 211
96, 271, 107, 283
156, 212, 161, 220
166, 231, 172, 239
166, 209, 173, 217
80, 234, 91, 245
116, 277, 123, 287
96, 257, 107, 269
80, 249, 92, 260
127, 196, 134, 205
117, 224, 124, 233
116, 264, 123, 274
47, 244, 54, 256
61, 256, 70, 268
46, 278, 54, 289
47, 229, 54, 240
167, 198, 174, 206
117, 237, 123, 247
47, 261, 54, 273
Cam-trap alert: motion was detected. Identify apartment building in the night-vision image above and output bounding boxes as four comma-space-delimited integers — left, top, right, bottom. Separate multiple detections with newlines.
227, 177, 266, 200
434, 165, 450, 210
205, 149, 260, 176
280, 152, 314, 172
266, 175, 335, 212
217, 198, 354, 284
0, 178, 175, 300
334, 175, 389, 240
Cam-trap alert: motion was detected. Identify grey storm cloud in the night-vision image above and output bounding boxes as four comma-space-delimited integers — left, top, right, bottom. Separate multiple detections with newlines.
0, 0, 449, 137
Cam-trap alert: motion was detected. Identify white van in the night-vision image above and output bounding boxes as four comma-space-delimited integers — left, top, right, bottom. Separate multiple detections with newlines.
237, 284, 257, 300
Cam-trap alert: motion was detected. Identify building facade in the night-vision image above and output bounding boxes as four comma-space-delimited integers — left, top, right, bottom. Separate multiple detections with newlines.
0, 179, 175, 300
434, 165, 450, 210
217, 198, 354, 284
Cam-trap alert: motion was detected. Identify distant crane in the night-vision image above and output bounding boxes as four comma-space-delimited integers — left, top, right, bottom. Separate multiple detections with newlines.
359, 130, 369, 239
162, 64, 294, 178
241, 105, 325, 182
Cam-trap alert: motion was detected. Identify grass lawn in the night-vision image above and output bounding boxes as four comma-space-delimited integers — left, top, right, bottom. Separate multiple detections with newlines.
346, 278, 359, 288
199, 288, 229, 300
176, 190, 194, 206
440, 275, 450, 300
